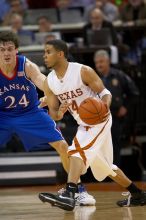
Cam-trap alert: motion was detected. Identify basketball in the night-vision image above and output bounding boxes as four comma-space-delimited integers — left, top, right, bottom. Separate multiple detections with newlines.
78, 97, 108, 125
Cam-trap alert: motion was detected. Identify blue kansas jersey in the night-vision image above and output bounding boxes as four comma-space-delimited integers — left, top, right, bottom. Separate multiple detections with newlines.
0, 55, 64, 151
0, 55, 39, 115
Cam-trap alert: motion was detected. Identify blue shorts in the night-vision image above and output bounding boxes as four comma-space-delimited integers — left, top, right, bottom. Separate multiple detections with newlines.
0, 108, 64, 151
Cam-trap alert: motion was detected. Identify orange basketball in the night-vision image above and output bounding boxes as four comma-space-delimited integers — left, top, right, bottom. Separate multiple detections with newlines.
78, 97, 108, 125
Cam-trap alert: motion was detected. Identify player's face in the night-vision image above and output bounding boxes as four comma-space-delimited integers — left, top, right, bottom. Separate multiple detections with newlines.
94, 56, 110, 74
44, 44, 60, 68
0, 42, 18, 65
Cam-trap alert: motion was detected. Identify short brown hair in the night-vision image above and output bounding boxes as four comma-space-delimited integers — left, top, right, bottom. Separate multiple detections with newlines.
0, 31, 19, 48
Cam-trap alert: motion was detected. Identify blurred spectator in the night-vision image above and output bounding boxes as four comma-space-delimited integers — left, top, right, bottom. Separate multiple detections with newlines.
44, 34, 59, 42
37, 16, 52, 33
35, 16, 61, 45
120, 0, 146, 22
2, 0, 28, 26
84, 0, 120, 22
119, 0, 146, 65
56, 0, 84, 23
10, 13, 34, 46
94, 49, 139, 166
35, 32, 61, 45
83, 8, 119, 45
0, 0, 10, 24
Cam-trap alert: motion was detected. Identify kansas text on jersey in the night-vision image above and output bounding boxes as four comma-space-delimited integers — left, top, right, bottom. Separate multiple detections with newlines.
0, 55, 39, 115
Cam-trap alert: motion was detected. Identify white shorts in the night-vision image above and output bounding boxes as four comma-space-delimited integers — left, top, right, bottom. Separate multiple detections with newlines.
68, 115, 118, 181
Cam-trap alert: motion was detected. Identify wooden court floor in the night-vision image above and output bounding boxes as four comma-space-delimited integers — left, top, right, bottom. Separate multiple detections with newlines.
0, 182, 146, 220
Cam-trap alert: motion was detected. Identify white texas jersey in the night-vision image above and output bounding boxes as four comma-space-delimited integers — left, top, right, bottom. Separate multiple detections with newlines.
47, 62, 98, 126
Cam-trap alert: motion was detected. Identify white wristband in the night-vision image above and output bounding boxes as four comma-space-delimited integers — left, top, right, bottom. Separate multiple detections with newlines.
99, 88, 111, 99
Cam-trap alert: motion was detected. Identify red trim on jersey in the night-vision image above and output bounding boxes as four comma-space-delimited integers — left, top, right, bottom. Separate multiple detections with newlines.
0, 56, 18, 80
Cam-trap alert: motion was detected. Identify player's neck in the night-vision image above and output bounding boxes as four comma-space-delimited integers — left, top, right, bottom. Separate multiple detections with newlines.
0, 61, 16, 76
54, 60, 69, 79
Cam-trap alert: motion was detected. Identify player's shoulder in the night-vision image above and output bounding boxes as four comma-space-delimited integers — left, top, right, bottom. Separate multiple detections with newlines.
16, 54, 26, 65
81, 64, 94, 74
47, 69, 55, 78
69, 61, 82, 67
47, 69, 55, 85
69, 62, 85, 72
69, 62, 94, 76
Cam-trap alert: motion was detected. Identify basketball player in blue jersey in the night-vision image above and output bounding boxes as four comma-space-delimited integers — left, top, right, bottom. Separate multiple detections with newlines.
39, 39, 146, 211
0, 31, 95, 206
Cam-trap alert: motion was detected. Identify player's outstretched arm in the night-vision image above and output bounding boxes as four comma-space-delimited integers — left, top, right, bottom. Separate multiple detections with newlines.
25, 59, 46, 91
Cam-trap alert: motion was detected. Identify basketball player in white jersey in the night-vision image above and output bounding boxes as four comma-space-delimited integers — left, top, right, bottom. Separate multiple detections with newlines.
39, 40, 146, 211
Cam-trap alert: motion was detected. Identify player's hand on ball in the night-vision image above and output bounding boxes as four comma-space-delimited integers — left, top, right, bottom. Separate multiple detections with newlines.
39, 96, 47, 108
79, 98, 110, 125
101, 109, 110, 122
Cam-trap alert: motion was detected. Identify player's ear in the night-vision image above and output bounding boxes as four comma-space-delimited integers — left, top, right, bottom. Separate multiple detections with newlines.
58, 51, 64, 57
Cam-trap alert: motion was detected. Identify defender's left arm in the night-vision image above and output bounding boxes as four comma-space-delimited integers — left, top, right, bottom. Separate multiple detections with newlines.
25, 59, 46, 91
